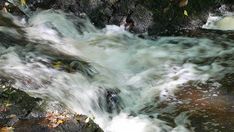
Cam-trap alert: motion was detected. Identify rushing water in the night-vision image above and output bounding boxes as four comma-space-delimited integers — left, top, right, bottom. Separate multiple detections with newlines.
203, 10, 234, 30
0, 10, 234, 132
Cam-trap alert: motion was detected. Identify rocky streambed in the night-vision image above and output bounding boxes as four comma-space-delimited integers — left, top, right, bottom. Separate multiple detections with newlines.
0, 0, 234, 132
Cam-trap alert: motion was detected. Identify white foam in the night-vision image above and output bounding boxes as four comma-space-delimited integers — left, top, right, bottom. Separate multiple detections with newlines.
203, 13, 234, 30
0, 10, 233, 132
105, 113, 169, 132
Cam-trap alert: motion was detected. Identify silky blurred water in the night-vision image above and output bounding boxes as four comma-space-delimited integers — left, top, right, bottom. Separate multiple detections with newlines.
0, 10, 233, 132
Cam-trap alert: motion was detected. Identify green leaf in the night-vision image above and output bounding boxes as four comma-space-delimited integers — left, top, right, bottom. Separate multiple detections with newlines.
53, 61, 62, 69
184, 10, 188, 16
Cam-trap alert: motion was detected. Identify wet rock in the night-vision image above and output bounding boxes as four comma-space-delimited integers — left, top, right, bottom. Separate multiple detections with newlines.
73, 114, 103, 132
0, 0, 27, 17
49, 58, 98, 77
0, 14, 97, 78
0, 76, 103, 131
128, 5, 153, 33
27, 0, 57, 11
12, 114, 103, 132
97, 88, 123, 114
174, 81, 234, 132
3, 0, 234, 36
105, 89, 123, 113
218, 73, 234, 94
0, 76, 42, 127
140, 79, 234, 132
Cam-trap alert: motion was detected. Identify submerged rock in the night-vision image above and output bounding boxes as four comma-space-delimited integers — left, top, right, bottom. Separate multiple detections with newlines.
140, 76, 234, 132
174, 80, 234, 132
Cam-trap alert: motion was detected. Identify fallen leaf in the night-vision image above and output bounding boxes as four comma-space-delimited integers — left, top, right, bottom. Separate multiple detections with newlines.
57, 119, 64, 124
1, 127, 14, 132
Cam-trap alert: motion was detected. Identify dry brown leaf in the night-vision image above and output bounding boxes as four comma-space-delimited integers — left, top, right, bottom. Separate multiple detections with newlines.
0, 127, 14, 132
179, 0, 188, 7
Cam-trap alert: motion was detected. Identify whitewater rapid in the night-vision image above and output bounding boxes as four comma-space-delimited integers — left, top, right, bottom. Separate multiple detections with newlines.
0, 10, 233, 132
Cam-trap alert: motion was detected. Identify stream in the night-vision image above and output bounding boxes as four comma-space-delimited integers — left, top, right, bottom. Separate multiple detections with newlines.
0, 9, 234, 132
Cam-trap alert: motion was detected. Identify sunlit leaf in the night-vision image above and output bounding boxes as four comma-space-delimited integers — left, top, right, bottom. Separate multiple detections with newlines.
57, 119, 64, 124
4, 101, 12, 107
5, 103, 12, 107
20, 0, 26, 6
53, 61, 62, 69
184, 10, 188, 16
